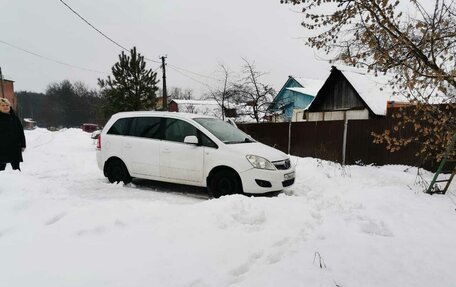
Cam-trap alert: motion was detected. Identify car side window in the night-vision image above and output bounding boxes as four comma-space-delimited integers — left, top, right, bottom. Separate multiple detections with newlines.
164, 118, 197, 143
199, 132, 218, 148
107, 118, 131, 135
129, 117, 161, 139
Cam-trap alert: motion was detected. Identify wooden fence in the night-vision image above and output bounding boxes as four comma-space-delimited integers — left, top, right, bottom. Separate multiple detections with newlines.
238, 119, 435, 170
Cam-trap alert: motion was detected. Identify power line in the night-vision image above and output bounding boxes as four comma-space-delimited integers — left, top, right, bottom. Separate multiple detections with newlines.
144, 57, 161, 65
59, 0, 161, 65
168, 64, 246, 91
58, 0, 237, 87
59, 0, 129, 52
168, 63, 247, 88
168, 65, 213, 90
1, 39, 243, 94
0, 39, 107, 74
168, 63, 220, 82
168, 63, 243, 87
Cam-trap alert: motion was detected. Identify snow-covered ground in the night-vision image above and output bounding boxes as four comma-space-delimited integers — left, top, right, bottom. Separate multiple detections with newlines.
1, 128, 455, 287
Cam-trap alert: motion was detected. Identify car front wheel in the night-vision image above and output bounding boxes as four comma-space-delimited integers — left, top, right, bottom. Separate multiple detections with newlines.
210, 169, 242, 198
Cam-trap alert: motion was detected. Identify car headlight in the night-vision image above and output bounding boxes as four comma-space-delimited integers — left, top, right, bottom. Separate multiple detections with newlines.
246, 155, 276, 170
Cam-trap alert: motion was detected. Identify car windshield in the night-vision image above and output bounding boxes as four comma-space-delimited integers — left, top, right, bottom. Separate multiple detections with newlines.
194, 118, 255, 144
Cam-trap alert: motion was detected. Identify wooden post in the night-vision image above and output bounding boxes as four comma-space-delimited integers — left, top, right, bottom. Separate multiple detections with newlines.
342, 112, 348, 165
288, 121, 292, 154
0, 67, 5, 98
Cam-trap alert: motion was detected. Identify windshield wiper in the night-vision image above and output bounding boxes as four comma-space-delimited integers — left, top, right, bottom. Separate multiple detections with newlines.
224, 138, 255, 144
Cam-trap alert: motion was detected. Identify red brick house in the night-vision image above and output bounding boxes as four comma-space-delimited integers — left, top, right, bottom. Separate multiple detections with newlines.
1, 79, 17, 110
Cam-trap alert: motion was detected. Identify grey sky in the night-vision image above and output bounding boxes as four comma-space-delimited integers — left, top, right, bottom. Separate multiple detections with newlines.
1, 0, 331, 96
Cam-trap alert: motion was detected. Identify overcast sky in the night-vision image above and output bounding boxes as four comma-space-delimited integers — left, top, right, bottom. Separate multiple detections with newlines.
1, 0, 332, 97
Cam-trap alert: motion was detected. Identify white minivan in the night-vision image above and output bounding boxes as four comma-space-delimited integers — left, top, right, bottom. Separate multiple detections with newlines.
96, 111, 295, 197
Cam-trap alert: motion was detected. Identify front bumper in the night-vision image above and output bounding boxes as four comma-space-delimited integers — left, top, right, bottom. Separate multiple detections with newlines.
238, 166, 296, 194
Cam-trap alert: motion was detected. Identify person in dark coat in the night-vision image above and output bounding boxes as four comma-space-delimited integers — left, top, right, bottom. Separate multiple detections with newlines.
0, 98, 26, 171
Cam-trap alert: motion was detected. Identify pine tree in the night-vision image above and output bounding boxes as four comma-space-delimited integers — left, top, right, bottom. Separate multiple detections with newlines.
98, 47, 159, 117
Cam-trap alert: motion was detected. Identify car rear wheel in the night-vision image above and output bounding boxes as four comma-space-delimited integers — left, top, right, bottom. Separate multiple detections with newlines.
105, 159, 132, 184
210, 169, 242, 198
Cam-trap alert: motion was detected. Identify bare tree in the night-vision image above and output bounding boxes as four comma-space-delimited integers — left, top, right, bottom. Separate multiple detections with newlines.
283, 0, 456, 162
169, 87, 193, 100
235, 58, 276, 123
207, 64, 236, 120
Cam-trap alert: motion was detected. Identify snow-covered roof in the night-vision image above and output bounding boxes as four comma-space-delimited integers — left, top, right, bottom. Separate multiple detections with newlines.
171, 99, 219, 106
336, 67, 406, 116
170, 99, 220, 117
290, 78, 326, 97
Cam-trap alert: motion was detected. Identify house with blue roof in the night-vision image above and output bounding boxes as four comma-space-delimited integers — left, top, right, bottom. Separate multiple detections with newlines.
266, 76, 324, 122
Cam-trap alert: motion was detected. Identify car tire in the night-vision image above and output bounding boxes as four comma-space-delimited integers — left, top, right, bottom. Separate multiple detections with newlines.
210, 169, 242, 198
105, 159, 132, 184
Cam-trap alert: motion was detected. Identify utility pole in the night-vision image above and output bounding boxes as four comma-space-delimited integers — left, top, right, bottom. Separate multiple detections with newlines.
160, 56, 168, 111
0, 67, 5, 98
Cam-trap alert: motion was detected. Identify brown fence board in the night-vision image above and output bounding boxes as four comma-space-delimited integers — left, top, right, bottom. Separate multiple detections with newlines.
238, 122, 289, 154
291, 121, 344, 162
345, 119, 423, 167
238, 119, 437, 170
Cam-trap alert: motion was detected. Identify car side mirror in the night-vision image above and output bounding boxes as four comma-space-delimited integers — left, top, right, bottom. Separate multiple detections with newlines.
184, 135, 198, 145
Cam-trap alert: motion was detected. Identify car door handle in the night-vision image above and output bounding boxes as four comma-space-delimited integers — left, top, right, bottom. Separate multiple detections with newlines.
162, 148, 171, 154
123, 143, 132, 149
